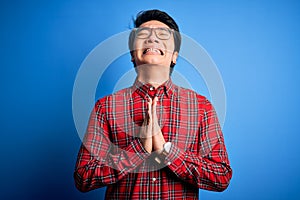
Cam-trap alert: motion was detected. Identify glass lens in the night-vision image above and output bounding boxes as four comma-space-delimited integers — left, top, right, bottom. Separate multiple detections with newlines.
155, 28, 171, 40
136, 28, 150, 39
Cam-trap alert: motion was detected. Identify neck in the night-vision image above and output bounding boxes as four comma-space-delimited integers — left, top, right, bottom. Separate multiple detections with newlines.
136, 64, 170, 88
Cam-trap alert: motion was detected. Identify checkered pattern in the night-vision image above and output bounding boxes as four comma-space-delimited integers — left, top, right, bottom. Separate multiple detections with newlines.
74, 79, 232, 199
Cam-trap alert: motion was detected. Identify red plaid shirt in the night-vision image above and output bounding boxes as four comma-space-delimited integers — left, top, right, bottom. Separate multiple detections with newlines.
74, 79, 232, 199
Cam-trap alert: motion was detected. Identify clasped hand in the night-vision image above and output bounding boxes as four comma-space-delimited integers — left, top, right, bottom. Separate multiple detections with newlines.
140, 97, 166, 153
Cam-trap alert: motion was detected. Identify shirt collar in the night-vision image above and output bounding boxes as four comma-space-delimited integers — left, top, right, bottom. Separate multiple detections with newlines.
131, 78, 176, 99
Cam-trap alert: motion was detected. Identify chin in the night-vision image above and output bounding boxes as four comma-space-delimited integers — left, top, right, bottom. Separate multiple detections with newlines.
143, 57, 165, 64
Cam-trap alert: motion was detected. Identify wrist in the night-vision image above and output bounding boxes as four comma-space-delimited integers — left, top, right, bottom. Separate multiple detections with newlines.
154, 142, 172, 164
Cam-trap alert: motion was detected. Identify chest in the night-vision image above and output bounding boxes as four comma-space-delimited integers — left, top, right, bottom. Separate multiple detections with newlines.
106, 96, 202, 150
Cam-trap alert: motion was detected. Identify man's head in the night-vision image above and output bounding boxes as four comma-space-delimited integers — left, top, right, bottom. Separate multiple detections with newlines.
128, 10, 181, 74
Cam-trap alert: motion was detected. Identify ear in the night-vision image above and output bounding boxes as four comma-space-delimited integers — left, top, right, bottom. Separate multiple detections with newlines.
130, 51, 135, 62
172, 51, 179, 64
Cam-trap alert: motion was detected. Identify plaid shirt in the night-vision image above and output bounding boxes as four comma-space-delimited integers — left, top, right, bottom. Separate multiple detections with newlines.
74, 79, 232, 199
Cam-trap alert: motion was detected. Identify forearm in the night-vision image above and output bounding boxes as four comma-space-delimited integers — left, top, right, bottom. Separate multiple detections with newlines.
74, 157, 117, 192
74, 138, 150, 192
164, 144, 232, 191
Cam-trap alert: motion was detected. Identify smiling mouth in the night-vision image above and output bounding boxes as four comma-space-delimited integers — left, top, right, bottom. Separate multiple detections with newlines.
143, 48, 164, 55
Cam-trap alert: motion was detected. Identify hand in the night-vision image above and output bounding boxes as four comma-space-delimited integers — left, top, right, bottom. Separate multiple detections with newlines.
139, 96, 166, 153
140, 98, 153, 153
152, 97, 166, 152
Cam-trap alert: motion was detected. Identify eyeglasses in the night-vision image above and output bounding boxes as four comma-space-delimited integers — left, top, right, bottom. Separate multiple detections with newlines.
134, 27, 173, 40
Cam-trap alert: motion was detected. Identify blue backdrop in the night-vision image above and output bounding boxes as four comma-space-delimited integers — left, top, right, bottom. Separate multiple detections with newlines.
1, 0, 300, 199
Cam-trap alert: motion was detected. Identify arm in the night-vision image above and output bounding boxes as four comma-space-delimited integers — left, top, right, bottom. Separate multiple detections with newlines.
74, 100, 150, 192
163, 100, 232, 191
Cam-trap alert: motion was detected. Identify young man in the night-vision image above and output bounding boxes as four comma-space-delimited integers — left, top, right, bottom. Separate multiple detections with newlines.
74, 9, 232, 199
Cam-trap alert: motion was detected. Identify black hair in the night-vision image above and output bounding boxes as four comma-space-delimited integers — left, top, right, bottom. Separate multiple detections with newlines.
128, 9, 181, 70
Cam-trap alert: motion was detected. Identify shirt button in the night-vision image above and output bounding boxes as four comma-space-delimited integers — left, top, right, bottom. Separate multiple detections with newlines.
152, 178, 156, 182
149, 87, 154, 91
167, 162, 171, 166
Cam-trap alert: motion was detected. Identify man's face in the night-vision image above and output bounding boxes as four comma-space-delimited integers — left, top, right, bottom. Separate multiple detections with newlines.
132, 20, 178, 68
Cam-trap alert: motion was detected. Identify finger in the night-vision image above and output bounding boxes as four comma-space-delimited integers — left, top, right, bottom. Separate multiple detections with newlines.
152, 96, 158, 121
142, 98, 152, 126
152, 97, 160, 135
146, 101, 153, 137
141, 98, 152, 137
147, 97, 152, 124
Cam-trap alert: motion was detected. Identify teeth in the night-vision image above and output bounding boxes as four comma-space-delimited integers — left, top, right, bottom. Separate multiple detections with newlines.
144, 48, 162, 54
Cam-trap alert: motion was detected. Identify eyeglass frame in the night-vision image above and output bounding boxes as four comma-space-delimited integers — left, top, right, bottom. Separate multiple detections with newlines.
133, 27, 174, 40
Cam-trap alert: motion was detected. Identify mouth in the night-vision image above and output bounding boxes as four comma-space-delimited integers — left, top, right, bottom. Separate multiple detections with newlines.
142, 48, 164, 55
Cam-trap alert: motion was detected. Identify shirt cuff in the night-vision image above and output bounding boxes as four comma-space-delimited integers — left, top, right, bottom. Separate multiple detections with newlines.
164, 144, 185, 172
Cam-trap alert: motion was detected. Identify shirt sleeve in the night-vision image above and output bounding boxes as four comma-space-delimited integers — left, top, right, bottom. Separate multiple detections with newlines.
164, 99, 233, 191
74, 99, 150, 192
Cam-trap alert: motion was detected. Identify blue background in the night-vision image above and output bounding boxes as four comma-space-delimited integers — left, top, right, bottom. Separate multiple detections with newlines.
1, 0, 300, 199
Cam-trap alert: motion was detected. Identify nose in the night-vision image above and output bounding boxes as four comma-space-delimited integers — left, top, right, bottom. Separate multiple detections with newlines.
146, 29, 159, 43
146, 35, 159, 44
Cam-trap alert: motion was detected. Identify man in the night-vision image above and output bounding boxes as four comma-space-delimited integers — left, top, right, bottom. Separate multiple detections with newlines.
74, 9, 232, 199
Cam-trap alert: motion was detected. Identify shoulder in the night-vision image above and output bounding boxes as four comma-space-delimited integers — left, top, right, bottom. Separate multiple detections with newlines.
95, 87, 132, 107
173, 84, 214, 109
173, 84, 208, 101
